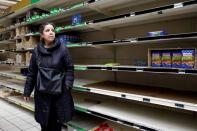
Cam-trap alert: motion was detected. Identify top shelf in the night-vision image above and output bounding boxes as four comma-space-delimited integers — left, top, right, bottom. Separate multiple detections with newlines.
87, 0, 157, 15
36, 0, 197, 34
2, 0, 188, 34
87, 0, 197, 31
74, 92, 197, 131
0, 0, 159, 27
0, 0, 84, 25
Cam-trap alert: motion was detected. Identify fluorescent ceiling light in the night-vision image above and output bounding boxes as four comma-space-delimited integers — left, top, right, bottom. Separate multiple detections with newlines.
0, 0, 17, 6
0, 5, 8, 9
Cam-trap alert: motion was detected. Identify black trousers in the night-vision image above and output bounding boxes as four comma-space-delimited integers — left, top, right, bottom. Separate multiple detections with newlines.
41, 99, 62, 131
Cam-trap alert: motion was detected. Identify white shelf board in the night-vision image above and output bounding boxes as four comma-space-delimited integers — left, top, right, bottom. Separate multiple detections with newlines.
64, 23, 93, 32
68, 112, 104, 130
2, 2, 197, 34
88, 0, 140, 9
74, 79, 102, 87
0, 39, 15, 44
34, 0, 84, 10
0, 0, 85, 25
0, 80, 24, 93
78, 80, 197, 112
14, 4, 87, 27
28, 4, 89, 25
87, 0, 157, 15
6, 95, 34, 111
74, 94, 197, 131
0, 71, 26, 80
0, 64, 28, 68
3, 75, 196, 113
3, 80, 197, 131
75, 64, 197, 76
0, 0, 158, 29
92, 37, 197, 47
0, 78, 34, 96
87, 4, 197, 30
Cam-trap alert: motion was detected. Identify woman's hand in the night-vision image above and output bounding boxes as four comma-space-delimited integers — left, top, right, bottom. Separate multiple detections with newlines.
24, 97, 30, 102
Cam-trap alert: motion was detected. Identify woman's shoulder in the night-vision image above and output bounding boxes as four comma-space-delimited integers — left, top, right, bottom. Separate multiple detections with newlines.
60, 43, 69, 52
30, 47, 38, 57
33, 47, 38, 52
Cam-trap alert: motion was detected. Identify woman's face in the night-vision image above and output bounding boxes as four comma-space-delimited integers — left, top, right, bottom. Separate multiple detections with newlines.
41, 24, 55, 43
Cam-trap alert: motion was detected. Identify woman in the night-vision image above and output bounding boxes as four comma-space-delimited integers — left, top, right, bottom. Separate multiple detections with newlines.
23, 22, 74, 131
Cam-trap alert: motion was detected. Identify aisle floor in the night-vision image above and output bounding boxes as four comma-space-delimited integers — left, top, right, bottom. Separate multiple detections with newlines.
0, 99, 67, 131
0, 99, 40, 131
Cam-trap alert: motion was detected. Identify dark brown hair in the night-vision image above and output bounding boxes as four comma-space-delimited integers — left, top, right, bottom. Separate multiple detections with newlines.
39, 22, 55, 43
39, 22, 55, 34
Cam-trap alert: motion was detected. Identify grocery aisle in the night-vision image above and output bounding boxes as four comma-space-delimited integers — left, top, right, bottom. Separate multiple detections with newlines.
1, 0, 197, 130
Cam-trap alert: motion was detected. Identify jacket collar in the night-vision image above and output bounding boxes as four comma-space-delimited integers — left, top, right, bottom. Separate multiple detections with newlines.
37, 38, 60, 55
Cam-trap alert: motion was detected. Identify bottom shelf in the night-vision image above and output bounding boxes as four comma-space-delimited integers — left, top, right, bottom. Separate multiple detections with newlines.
68, 111, 137, 131
73, 92, 197, 131
67, 111, 104, 131
4, 94, 136, 131
2, 84, 197, 131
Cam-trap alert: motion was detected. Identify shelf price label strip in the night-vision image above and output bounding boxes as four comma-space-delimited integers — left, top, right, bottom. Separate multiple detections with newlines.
73, 85, 90, 92
83, 66, 197, 75
66, 122, 87, 131
74, 65, 88, 71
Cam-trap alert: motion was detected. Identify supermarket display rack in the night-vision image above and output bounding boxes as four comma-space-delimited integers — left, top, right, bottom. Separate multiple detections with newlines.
0, 0, 197, 130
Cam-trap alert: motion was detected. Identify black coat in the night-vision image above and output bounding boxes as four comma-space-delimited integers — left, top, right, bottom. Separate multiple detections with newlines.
24, 38, 74, 126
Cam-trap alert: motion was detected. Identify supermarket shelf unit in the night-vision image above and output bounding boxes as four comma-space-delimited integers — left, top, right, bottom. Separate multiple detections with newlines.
0, 0, 197, 131
1, 72, 197, 112
0, 76, 137, 130
0, 0, 85, 25
4, 0, 191, 35
0, 0, 159, 35
1, 82, 197, 131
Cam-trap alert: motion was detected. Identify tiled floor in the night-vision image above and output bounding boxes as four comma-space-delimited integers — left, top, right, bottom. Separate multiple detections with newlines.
0, 100, 40, 131
0, 100, 67, 131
